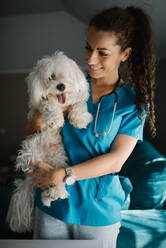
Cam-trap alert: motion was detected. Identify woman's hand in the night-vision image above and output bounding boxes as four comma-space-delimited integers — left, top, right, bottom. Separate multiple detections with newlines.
26, 161, 66, 190
62, 106, 70, 117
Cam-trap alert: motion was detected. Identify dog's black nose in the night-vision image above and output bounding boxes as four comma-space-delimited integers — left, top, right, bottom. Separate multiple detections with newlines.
56, 83, 65, 92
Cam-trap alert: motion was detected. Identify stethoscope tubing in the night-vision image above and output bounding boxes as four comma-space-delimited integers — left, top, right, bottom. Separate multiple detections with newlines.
94, 91, 118, 137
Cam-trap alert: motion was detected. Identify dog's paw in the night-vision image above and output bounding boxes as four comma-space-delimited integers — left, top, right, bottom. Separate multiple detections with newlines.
69, 112, 93, 129
54, 184, 69, 199
41, 190, 53, 207
42, 197, 52, 207
59, 189, 69, 199
41, 187, 60, 206
43, 116, 64, 129
41, 190, 51, 207
42, 119, 64, 129
41, 184, 69, 206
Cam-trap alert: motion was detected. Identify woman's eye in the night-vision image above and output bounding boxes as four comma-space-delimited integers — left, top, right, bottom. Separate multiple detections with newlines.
99, 51, 108, 57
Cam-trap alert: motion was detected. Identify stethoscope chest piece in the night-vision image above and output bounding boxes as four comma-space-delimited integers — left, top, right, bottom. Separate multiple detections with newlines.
95, 132, 107, 137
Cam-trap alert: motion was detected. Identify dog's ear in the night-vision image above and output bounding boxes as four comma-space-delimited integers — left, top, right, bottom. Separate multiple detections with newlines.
70, 61, 89, 101
26, 69, 46, 119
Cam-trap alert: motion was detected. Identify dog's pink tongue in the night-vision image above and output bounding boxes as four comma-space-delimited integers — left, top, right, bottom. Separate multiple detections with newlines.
57, 93, 66, 104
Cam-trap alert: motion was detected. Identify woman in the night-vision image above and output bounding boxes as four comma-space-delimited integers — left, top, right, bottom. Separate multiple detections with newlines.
26, 6, 156, 246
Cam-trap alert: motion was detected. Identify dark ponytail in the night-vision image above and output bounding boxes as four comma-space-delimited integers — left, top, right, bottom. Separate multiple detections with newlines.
89, 6, 156, 137
125, 6, 156, 137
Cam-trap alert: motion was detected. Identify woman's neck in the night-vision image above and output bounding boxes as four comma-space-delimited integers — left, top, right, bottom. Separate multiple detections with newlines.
90, 73, 122, 104
92, 73, 119, 88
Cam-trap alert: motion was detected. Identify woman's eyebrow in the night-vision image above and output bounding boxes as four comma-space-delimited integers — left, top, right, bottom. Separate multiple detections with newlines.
86, 41, 111, 52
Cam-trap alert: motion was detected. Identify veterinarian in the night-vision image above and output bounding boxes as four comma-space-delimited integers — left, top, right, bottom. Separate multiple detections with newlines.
26, 6, 156, 246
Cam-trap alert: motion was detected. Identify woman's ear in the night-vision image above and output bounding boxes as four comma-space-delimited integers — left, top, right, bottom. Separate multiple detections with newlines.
121, 47, 132, 62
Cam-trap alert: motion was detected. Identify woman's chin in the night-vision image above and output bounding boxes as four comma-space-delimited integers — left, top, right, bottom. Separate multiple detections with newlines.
88, 70, 104, 79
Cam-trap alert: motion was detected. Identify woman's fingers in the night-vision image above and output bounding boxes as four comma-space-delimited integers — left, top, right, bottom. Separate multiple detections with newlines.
26, 169, 45, 189
25, 161, 63, 187
62, 106, 70, 117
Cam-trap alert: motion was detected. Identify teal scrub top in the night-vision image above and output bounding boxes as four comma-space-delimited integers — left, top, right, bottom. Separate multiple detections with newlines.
36, 76, 146, 226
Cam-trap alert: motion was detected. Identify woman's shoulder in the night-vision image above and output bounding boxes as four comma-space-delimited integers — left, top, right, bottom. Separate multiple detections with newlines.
117, 82, 138, 113
118, 81, 135, 99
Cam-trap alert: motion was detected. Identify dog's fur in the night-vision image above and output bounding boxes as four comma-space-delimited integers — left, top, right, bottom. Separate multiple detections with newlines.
6, 51, 93, 233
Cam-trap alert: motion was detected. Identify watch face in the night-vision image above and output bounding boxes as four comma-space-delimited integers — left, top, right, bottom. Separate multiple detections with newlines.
66, 176, 75, 185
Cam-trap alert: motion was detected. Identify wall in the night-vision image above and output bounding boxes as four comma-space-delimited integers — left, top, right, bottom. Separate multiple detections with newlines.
0, 10, 87, 73
0, 73, 28, 165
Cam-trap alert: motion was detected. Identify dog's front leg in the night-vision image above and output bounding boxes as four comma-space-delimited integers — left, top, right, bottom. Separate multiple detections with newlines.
39, 99, 64, 129
68, 101, 93, 129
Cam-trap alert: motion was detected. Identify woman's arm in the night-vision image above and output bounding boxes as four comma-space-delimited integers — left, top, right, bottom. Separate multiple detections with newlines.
72, 134, 137, 180
25, 111, 43, 136
27, 134, 137, 189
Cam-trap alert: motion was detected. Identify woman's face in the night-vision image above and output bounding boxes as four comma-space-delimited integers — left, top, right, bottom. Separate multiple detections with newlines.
85, 27, 130, 80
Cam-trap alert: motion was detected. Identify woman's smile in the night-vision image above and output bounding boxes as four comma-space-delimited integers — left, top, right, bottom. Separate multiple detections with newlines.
89, 65, 104, 73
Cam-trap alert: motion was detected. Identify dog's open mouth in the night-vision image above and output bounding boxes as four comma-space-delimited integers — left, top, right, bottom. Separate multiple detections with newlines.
57, 93, 66, 104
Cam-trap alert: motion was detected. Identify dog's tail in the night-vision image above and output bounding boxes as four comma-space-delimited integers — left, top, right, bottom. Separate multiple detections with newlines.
6, 176, 36, 233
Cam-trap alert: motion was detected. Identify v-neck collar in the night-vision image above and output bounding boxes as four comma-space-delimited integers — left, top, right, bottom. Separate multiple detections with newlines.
87, 75, 126, 106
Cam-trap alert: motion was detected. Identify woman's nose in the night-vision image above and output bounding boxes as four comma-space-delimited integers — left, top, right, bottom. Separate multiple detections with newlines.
87, 52, 98, 65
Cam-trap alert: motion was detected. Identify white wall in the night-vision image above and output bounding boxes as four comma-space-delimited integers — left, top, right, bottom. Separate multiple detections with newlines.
0, 11, 87, 73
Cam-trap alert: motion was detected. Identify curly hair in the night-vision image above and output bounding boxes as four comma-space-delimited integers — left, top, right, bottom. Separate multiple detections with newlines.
89, 6, 156, 137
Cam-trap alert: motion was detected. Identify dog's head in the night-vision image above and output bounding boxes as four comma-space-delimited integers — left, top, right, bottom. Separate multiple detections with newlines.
27, 51, 89, 113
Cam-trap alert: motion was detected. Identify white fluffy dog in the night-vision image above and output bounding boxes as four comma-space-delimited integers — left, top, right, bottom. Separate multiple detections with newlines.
6, 51, 93, 233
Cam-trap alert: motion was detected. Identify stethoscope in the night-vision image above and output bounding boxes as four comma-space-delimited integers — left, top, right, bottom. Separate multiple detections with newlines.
94, 74, 120, 137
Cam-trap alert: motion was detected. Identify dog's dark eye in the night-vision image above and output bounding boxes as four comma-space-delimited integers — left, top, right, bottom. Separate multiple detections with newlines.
49, 73, 56, 80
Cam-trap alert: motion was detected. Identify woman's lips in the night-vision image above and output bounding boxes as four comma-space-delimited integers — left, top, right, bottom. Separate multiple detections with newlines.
89, 66, 103, 73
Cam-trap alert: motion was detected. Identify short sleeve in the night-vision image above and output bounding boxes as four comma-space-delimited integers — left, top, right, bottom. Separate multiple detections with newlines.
118, 108, 146, 143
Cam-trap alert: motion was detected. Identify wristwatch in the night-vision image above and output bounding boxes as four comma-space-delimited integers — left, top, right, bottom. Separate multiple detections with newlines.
64, 167, 76, 185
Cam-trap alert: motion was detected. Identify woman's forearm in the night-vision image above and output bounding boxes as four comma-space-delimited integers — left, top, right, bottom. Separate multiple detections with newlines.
70, 152, 121, 181
61, 134, 137, 183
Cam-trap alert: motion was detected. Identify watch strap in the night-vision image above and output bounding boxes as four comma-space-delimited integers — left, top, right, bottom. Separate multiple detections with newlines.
65, 167, 72, 176
64, 167, 76, 184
